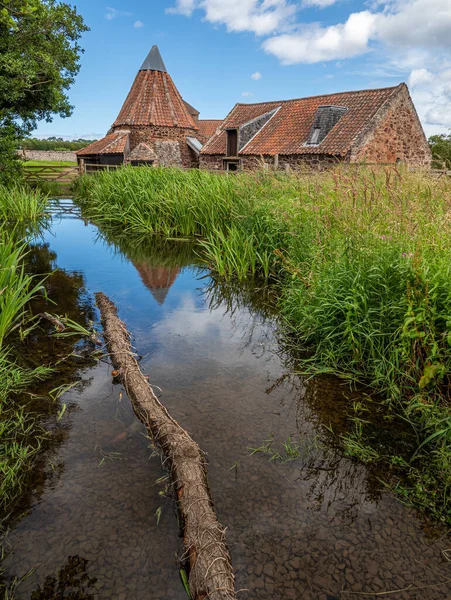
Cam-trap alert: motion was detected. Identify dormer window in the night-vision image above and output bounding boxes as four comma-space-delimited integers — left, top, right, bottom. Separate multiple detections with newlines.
306, 106, 348, 146
226, 129, 238, 157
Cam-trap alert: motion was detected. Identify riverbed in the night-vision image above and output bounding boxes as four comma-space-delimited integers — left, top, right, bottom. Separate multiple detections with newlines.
3, 201, 451, 599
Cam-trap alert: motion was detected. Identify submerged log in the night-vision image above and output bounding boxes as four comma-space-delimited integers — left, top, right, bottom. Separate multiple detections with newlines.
95, 292, 237, 600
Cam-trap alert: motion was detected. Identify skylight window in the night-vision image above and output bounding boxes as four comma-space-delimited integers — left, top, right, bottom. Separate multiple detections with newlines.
306, 106, 348, 146
310, 128, 321, 145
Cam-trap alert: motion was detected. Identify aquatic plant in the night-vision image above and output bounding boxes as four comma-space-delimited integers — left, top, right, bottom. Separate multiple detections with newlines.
74, 165, 451, 523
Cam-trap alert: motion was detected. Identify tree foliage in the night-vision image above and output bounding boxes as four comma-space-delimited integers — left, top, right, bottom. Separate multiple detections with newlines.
0, 0, 88, 182
428, 133, 451, 169
20, 136, 96, 151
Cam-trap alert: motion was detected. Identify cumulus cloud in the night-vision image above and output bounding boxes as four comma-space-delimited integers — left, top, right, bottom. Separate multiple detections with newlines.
263, 0, 451, 64
133, 20, 144, 28
263, 11, 376, 64
251, 71, 262, 80
168, 0, 296, 35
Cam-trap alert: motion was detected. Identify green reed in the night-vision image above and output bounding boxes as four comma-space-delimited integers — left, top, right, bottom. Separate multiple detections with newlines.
0, 187, 52, 517
75, 165, 451, 522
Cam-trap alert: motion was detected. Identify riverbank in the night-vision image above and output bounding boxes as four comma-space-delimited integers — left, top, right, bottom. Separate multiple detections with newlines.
0, 188, 95, 524
75, 166, 451, 523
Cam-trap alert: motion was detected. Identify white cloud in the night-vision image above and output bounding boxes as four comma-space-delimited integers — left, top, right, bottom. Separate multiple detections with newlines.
168, 0, 296, 35
242, 91, 253, 97
263, 0, 451, 64
407, 66, 451, 134
166, 0, 197, 16
263, 11, 376, 64
408, 68, 433, 89
251, 71, 262, 80
302, 0, 342, 7
105, 7, 132, 20
133, 20, 144, 28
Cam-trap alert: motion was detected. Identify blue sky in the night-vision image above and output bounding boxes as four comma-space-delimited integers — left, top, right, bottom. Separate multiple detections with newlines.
34, 0, 451, 139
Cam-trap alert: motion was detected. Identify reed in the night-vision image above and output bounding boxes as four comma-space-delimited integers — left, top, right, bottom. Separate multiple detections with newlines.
75, 165, 451, 522
0, 187, 52, 516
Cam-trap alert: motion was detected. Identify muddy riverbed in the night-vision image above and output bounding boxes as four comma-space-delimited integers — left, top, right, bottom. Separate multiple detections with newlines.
2, 201, 451, 599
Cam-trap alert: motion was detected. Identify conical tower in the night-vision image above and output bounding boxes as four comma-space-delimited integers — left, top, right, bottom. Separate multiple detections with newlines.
77, 45, 203, 169
112, 46, 197, 131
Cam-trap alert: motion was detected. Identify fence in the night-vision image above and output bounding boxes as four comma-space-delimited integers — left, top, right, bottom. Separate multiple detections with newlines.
23, 164, 81, 185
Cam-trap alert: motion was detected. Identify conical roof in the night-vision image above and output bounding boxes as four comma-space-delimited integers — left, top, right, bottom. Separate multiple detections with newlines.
140, 45, 167, 72
113, 46, 197, 130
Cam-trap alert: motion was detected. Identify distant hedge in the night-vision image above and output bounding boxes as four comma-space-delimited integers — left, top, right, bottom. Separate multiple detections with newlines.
20, 137, 96, 151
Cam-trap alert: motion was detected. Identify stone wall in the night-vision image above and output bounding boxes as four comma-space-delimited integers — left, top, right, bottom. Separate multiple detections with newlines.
19, 149, 77, 162
200, 153, 342, 171
123, 125, 199, 168
199, 155, 224, 170
351, 85, 431, 167
277, 153, 342, 171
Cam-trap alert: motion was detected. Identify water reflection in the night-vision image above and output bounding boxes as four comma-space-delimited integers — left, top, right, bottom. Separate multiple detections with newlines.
2, 209, 450, 600
30, 556, 97, 600
133, 262, 180, 305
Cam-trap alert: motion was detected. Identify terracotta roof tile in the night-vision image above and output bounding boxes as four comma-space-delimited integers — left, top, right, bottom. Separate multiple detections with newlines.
202, 85, 401, 157
76, 133, 128, 156
197, 120, 223, 140
113, 70, 197, 130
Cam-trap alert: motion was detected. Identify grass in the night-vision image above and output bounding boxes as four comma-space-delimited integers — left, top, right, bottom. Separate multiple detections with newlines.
0, 186, 96, 524
22, 160, 77, 166
0, 186, 50, 231
74, 165, 451, 523
0, 187, 53, 518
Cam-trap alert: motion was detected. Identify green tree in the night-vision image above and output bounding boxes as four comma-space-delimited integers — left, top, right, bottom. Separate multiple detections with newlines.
428, 133, 451, 169
0, 1, 88, 183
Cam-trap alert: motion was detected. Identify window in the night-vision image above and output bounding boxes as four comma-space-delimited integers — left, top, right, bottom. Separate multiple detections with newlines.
226, 129, 238, 157
310, 128, 321, 145
224, 160, 239, 172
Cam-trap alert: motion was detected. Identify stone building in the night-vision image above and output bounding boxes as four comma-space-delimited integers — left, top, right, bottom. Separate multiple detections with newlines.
77, 46, 211, 169
200, 83, 431, 171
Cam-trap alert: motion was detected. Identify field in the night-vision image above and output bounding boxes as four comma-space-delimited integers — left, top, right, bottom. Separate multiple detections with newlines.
75, 165, 451, 522
22, 160, 77, 166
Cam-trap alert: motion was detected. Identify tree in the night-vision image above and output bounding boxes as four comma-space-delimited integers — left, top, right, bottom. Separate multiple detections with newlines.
0, 1, 88, 183
428, 133, 451, 169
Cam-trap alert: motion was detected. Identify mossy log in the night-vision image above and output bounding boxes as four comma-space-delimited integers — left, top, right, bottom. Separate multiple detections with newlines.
95, 292, 237, 600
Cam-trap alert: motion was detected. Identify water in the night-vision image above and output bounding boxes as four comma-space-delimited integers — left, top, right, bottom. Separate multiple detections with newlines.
3, 204, 451, 599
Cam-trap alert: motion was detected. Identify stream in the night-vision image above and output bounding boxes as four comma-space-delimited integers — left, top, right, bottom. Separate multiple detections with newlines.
2, 201, 451, 599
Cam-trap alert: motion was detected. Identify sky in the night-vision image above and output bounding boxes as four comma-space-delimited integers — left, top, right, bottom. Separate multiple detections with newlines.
34, 0, 451, 139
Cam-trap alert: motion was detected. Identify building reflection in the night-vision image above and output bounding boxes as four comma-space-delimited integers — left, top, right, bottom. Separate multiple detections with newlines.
133, 262, 180, 305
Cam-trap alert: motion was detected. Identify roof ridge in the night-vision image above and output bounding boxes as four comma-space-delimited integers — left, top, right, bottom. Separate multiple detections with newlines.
234, 84, 404, 108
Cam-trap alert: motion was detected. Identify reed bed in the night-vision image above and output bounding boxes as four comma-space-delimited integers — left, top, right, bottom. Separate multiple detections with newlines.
75, 165, 451, 522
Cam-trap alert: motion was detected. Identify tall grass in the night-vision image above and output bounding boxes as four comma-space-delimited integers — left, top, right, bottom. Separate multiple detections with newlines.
0, 186, 53, 517
75, 165, 451, 521
0, 186, 50, 228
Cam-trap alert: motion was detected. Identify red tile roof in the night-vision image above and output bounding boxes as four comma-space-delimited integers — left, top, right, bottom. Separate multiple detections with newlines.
113, 70, 197, 130
76, 132, 128, 156
202, 85, 402, 157
197, 120, 222, 140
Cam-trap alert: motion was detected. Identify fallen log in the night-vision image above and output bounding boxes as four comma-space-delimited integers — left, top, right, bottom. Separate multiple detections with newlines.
95, 292, 237, 600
